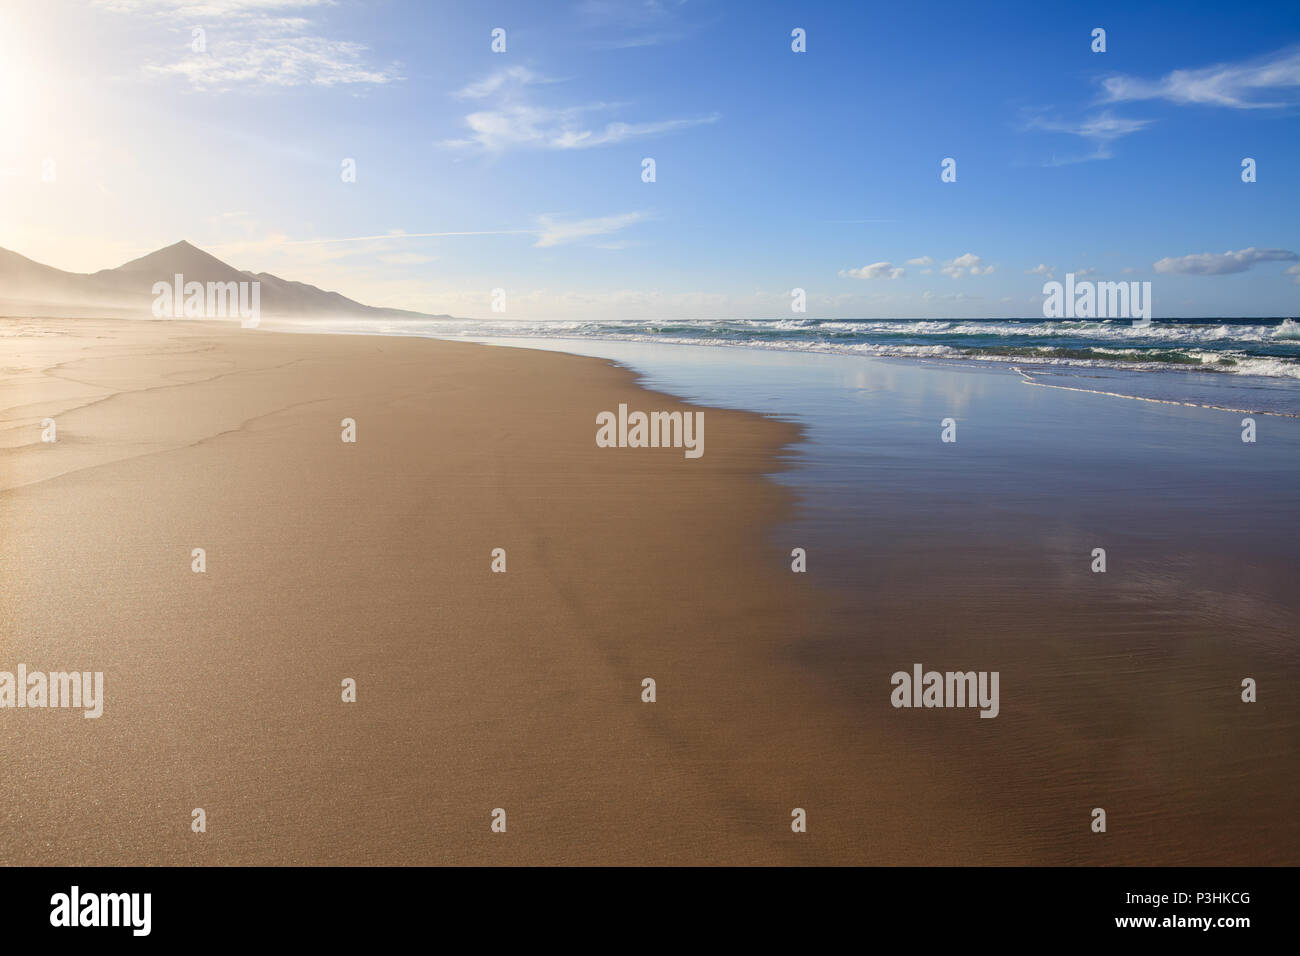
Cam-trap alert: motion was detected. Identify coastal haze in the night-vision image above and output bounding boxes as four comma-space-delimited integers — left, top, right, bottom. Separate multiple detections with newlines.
0, 240, 450, 320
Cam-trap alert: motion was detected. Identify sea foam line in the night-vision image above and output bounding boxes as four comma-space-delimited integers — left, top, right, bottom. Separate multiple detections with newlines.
1010, 367, 1300, 419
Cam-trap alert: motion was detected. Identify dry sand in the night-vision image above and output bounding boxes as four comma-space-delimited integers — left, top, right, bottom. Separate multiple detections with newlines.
0, 318, 1294, 865
0, 317, 828, 865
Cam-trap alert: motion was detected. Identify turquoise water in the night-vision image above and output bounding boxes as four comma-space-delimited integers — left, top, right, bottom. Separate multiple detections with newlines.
443, 317, 1300, 382
275, 315, 1300, 416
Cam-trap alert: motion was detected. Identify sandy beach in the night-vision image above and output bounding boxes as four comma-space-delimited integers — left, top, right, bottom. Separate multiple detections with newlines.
1, 316, 819, 865
1, 317, 1296, 866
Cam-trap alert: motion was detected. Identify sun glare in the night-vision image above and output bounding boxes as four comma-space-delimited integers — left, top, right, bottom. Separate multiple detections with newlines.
0, 5, 40, 143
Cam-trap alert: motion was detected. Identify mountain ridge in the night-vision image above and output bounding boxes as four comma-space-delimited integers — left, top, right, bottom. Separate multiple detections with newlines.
0, 240, 453, 321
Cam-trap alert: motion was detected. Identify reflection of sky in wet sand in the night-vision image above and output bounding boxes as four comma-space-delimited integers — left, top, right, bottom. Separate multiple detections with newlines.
461, 336, 1298, 604
454, 336, 1300, 863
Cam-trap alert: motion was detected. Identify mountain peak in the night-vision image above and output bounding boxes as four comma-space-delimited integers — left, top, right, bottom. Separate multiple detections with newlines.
0, 240, 451, 321
105, 240, 243, 277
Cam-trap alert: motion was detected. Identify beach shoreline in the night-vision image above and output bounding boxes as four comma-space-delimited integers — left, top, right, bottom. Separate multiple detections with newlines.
2, 317, 1296, 866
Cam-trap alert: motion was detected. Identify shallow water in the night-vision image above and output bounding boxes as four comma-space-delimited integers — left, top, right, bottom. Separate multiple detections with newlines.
457, 336, 1300, 863
267, 315, 1300, 411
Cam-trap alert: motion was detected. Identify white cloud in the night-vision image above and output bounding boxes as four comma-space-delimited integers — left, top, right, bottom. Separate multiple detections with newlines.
1026, 110, 1153, 164
906, 256, 933, 266
449, 108, 718, 152
98, 1, 401, 90
1023, 47, 1298, 163
533, 212, 645, 248
94, 0, 332, 11
455, 66, 554, 100
1286, 264, 1300, 285
839, 261, 904, 280
1153, 247, 1299, 276
444, 67, 718, 152
146, 37, 400, 89
1025, 263, 1054, 279
942, 252, 994, 279
1102, 46, 1300, 109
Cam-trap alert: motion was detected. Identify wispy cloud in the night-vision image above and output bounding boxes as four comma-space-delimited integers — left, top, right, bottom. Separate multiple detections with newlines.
95, 1, 333, 11
1102, 46, 1300, 109
97, 0, 401, 91
576, 0, 703, 50
1025, 263, 1054, 279
1153, 247, 1299, 276
1023, 47, 1298, 165
94, 0, 332, 11
455, 66, 558, 100
444, 67, 718, 151
1024, 110, 1153, 164
534, 212, 646, 248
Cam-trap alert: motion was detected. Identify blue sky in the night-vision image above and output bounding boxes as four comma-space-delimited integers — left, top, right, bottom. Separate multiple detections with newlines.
2, 0, 1299, 318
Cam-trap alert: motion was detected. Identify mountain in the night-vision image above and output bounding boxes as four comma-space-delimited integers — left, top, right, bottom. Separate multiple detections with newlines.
0, 240, 452, 320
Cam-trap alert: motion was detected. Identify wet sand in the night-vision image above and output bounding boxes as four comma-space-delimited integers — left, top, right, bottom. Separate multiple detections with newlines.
1, 318, 1295, 865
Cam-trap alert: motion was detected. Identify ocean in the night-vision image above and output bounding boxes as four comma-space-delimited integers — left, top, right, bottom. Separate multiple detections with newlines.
277, 315, 1300, 417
